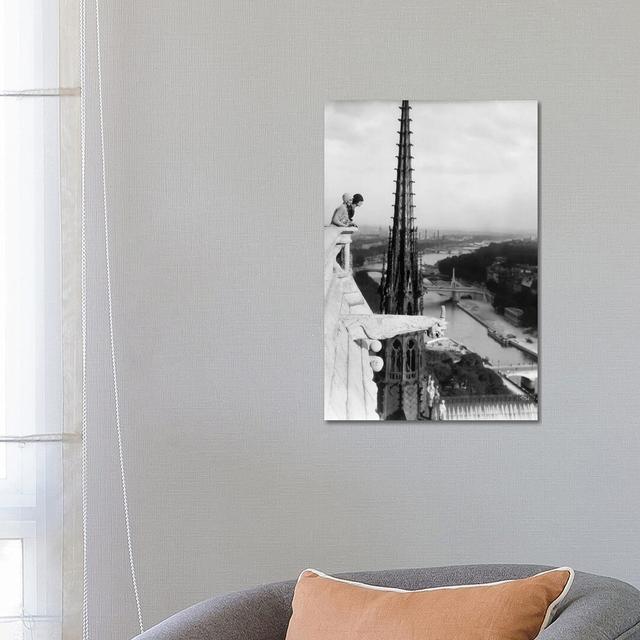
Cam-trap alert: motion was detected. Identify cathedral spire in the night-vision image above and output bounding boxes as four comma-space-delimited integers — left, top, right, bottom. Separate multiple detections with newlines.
381, 100, 423, 316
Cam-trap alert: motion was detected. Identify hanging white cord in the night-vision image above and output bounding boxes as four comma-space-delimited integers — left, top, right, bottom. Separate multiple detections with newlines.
79, 0, 90, 636
94, 0, 145, 633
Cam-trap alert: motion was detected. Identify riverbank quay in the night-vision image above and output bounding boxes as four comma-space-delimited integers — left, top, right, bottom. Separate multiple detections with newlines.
508, 339, 537, 358
456, 300, 538, 359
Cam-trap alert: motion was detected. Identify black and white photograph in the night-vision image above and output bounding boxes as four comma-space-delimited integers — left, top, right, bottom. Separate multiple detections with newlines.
324, 100, 539, 421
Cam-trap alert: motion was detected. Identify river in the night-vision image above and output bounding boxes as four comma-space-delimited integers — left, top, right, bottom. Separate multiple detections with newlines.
365, 246, 537, 367
422, 295, 535, 366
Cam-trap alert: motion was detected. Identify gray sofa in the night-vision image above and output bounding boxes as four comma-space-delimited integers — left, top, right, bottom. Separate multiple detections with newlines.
135, 564, 640, 640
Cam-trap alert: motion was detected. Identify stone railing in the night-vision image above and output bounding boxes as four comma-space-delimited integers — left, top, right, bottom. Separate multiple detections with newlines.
324, 226, 356, 295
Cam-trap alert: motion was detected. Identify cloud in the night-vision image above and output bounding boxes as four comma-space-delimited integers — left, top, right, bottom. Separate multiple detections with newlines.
325, 101, 537, 232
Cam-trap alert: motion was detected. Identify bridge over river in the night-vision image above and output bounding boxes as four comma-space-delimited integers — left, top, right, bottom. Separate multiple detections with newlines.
355, 264, 489, 301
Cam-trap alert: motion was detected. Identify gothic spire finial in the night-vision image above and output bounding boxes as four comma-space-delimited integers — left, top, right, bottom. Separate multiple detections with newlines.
381, 100, 423, 315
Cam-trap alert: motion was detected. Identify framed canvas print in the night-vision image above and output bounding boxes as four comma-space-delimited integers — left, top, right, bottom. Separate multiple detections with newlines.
324, 100, 538, 421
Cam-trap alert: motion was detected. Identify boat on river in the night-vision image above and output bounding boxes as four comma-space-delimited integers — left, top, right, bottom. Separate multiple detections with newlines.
487, 328, 511, 346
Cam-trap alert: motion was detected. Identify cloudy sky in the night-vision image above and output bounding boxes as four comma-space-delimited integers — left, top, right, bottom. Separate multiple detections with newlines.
325, 101, 537, 233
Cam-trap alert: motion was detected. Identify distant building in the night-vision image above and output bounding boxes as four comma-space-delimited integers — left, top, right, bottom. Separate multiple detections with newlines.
504, 306, 524, 326
520, 274, 538, 295
487, 259, 537, 295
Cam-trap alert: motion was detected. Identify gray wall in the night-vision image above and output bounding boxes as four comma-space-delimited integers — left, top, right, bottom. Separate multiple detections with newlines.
84, 2, 640, 638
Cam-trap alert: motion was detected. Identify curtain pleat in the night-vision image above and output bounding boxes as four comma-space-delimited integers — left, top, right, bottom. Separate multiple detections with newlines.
1, 1, 82, 639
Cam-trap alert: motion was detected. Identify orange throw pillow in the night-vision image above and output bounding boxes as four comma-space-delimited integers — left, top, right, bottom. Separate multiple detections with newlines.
285, 567, 574, 640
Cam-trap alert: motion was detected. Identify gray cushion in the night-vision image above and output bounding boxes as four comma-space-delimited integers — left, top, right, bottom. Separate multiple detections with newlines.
135, 564, 640, 640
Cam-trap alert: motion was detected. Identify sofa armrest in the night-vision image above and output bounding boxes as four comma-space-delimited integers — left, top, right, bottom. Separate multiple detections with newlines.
134, 582, 294, 640
539, 574, 640, 640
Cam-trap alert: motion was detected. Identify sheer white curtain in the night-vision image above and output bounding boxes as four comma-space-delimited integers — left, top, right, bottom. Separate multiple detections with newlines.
1, 2, 82, 639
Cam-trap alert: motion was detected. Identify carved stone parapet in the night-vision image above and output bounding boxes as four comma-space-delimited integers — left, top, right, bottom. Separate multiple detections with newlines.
325, 225, 357, 275
342, 314, 446, 341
